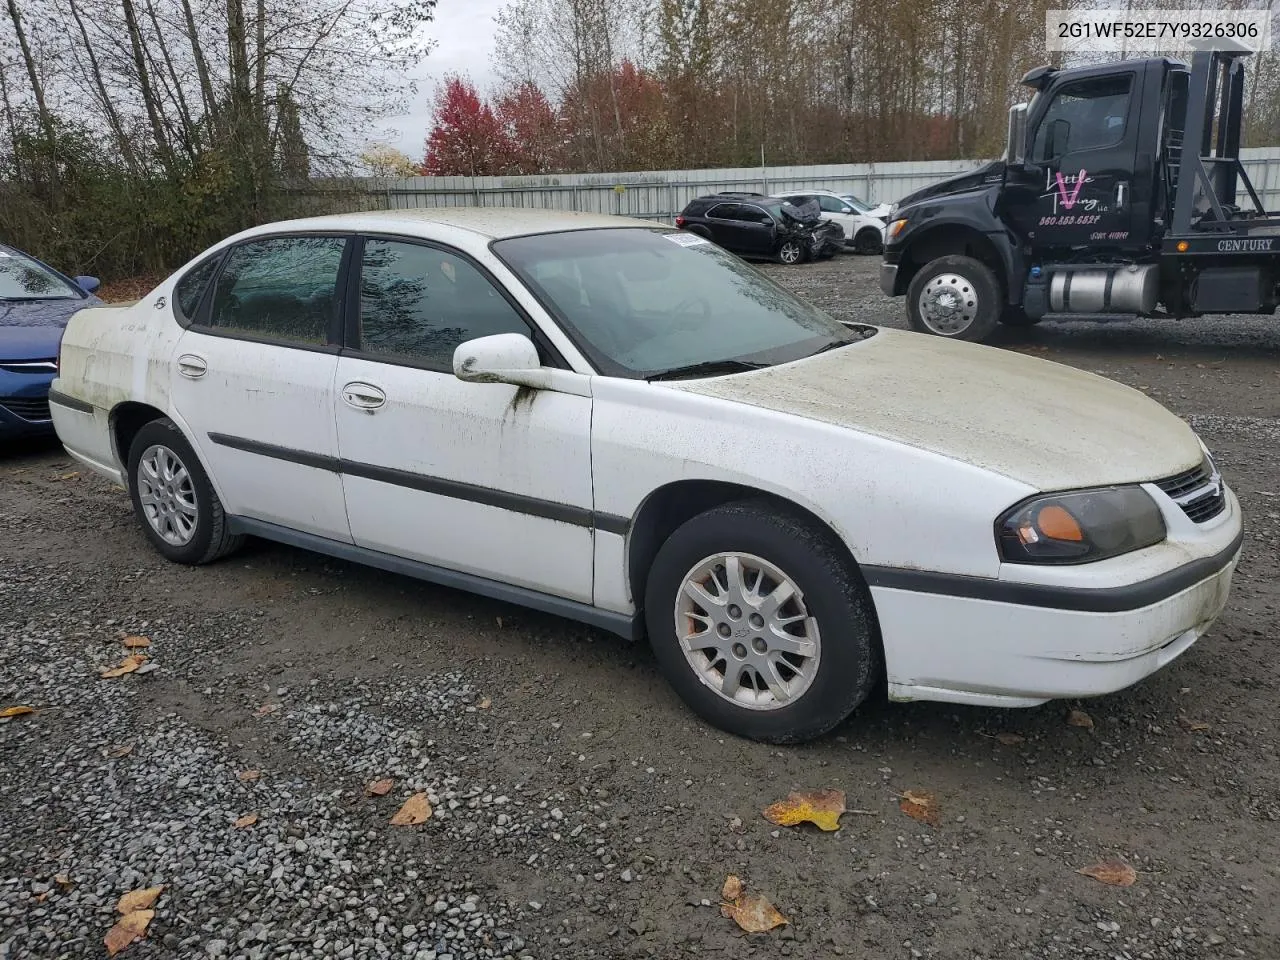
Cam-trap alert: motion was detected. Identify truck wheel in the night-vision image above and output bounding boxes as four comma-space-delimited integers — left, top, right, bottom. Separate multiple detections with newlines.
644, 499, 880, 743
906, 255, 1000, 341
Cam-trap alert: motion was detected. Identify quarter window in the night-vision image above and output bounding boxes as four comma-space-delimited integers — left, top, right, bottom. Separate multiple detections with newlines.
206, 236, 346, 344
174, 255, 222, 322
357, 240, 530, 367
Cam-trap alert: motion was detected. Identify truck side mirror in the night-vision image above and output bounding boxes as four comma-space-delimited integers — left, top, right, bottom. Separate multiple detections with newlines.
1006, 103, 1028, 166
1046, 118, 1071, 160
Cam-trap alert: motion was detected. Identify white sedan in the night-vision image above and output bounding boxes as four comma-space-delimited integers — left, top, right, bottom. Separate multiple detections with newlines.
49, 210, 1242, 743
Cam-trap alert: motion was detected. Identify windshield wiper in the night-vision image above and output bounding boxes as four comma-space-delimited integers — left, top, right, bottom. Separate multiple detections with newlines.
646, 358, 767, 382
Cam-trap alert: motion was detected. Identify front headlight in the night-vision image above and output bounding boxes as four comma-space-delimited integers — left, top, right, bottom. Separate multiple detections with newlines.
996, 487, 1166, 565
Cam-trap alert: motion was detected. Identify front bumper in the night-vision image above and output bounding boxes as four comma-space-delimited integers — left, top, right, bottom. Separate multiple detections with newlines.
879, 262, 898, 296
871, 492, 1243, 707
0, 369, 56, 439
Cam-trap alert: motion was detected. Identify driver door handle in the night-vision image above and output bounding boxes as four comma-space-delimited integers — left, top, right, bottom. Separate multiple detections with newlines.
1115, 181, 1129, 212
342, 382, 386, 411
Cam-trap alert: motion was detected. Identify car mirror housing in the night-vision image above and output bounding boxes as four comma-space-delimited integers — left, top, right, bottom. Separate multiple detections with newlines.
454, 333, 551, 389
75, 275, 101, 294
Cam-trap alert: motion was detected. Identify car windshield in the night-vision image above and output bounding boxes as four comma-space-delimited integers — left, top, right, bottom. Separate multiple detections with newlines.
493, 228, 860, 378
0, 249, 80, 301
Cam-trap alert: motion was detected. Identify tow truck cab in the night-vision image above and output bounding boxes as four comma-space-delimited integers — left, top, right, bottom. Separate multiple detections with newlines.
881, 43, 1280, 342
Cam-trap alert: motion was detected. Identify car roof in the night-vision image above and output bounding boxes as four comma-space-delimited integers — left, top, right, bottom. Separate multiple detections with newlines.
226, 208, 661, 243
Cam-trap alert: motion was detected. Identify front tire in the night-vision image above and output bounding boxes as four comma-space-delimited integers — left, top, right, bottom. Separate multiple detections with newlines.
127, 418, 243, 565
854, 228, 883, 255
777, 240, 806, 265
906, 254, 1001, 342
644, 500, 880, 743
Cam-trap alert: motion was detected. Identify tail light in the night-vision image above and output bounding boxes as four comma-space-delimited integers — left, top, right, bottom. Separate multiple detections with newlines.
675, 215, 686, 227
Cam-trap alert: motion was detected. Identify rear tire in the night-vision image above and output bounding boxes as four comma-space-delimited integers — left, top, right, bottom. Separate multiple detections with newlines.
906, 255, 1001, 342
127, 418, 243, 565
644, 499, 880, 743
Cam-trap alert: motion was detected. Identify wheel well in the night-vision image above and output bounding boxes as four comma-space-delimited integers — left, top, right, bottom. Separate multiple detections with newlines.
626, 480, 878, 634
110, 402, 166, 467
900, 225, 1006, 291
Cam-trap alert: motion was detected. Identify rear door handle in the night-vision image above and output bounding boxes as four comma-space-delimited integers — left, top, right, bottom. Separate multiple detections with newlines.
342, 382, 386, 411
177, 354, 207, 379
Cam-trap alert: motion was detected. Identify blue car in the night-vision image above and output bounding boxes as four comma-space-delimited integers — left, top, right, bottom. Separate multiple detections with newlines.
0, 244, 101, 441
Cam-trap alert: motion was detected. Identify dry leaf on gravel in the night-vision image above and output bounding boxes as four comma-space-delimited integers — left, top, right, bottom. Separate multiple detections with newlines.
100, 655, 146, 679
899, 790, 941, 827
253, 703, 280, 717
762, 788, 846, 831
103, 909, 154, 956
478, 697, 492, 710
107, 744, 134, 759
237, 769, 260, 781
1178, 717, 1211, 732
116, 886, 164, 914
54, 874, 73, 891
1076, 860, 1137, 887
389, 792, 433, 826
234, 813, 258, 829
58, 472, 79, 481
721, 875, 743, 902
1067, 709, 1094, 730
994, 732, 1026, 745
121, 636, 151, 649
721, 894, 788, 933
0, 705, 34, 718
366, 778, 394, 797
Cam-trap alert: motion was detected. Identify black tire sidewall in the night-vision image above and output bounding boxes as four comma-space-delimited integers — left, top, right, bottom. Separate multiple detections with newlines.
126, 419, 221, 564
644, 501, 879, 743
906, 255, 1001, 342
855, 229, 882, 254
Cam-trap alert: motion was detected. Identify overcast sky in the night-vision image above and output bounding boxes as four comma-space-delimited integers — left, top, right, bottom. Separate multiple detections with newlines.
374, 0, 508, 158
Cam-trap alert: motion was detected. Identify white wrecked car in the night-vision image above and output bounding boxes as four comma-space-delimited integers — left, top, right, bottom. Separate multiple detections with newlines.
49, 210, 1242, 742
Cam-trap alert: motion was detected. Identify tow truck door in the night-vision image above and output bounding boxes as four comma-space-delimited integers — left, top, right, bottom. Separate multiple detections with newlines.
1005, 68, 1143, 248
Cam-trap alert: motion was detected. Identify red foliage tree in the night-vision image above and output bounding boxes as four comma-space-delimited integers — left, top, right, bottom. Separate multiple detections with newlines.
422, 75, 510, 176
494, 82, 566, 175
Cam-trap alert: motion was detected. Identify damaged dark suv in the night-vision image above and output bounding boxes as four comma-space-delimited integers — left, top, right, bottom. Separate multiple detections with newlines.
675, 193, 843, 265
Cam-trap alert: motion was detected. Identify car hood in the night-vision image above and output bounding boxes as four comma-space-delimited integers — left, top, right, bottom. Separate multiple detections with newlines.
0, 297, 94, 360
893, 160, 1006, 211
668, 328, 1203, 491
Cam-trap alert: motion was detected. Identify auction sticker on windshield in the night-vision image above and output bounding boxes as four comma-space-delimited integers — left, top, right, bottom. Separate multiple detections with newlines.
665, 232, 710, 247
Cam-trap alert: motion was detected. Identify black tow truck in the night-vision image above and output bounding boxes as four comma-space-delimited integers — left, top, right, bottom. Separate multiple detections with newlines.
880, 41, 1279, 341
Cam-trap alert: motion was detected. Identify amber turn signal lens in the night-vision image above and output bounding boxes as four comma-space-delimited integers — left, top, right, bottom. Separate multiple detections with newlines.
1036, 504, 1084, 541
888, 219, 908, 239
1176, 240, 1189, 252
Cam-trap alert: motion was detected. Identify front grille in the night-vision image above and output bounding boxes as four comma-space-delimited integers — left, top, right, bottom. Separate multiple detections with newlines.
0, 396, 52, 422
1156, 458, 1226, 523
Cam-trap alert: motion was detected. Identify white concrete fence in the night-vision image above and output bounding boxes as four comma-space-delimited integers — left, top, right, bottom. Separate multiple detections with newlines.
342, 148, 1280, 222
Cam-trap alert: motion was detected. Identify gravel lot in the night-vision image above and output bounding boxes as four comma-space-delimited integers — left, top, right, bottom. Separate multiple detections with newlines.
2, 255, 1278, 960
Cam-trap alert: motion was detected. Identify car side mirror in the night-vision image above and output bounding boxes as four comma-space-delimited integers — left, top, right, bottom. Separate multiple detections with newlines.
75, 275, 101, 294
841, 206, 854, 214
453, 333, 549, 389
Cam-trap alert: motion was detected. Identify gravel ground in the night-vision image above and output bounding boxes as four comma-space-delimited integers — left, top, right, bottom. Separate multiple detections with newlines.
2, 255, 1278, 959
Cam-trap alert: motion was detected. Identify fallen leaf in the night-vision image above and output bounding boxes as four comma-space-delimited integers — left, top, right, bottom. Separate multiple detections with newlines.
254, 703, 280, 717
721, 893, 788, 932
237, 769, 260, 782
899, 790, 941, 827
116, 885, 164, 914
58, 472, 79, 481
104, 909, 154, 956
107, 744, 134, 759
54, 874, 73, 891
99, 654, 146, 679
1077, 860, 1137, 887
721, 875, 743, 902
366, 778, 394, 797
1067, 709, 1094, 730
121, 635, 151, 649
1178, 716, 1211, 732
478, 697, 492, 710
389, 792, 433, 826
763, 788, 846, 831
33, 891, 50, 903
0, 705, 34, 718
234, 813, 258, 829
995, 732, 1025, 746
